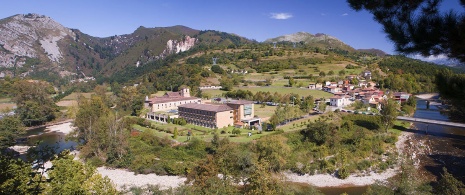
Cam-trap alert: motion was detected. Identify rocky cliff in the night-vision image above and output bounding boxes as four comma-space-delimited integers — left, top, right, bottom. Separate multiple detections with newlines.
0, 14, 75, 68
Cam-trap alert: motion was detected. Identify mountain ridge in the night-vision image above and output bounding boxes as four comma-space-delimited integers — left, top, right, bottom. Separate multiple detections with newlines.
0, 13, 385, 82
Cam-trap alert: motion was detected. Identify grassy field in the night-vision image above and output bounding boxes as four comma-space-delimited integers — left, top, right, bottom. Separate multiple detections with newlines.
254, 104, 277, 120
202, 86, 333, 99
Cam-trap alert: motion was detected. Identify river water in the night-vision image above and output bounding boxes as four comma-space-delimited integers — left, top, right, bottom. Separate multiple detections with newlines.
18, 125, 77, 156
410, 100, 465, 184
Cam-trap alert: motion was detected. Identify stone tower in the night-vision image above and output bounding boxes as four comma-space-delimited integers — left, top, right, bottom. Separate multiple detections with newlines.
180, 87, 190, 97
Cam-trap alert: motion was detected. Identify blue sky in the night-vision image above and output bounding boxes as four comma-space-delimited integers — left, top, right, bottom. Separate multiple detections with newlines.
1, 0, 463, 54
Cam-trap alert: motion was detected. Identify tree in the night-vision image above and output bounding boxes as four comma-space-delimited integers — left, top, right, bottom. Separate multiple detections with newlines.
220, 76, 234, 91
328, 70, 335, 76
319, 71, 326, 77
0, 115, 24, 149
288, 77, 295, 87
347, 0, 465, 63
380, 99, 399, 132
253, 135, 290, 171
173, 127, 178, 139
300, 96, 315, 113
303, 121, 336, 145
435, 70, 465, 121
47, 151, 117, 194
244, 160, 284, 195
12, 80, 57, 126
73, 96, 129, 164
435, 167, 465, 194
211, 65, 225, 74
0, 155, 37, 194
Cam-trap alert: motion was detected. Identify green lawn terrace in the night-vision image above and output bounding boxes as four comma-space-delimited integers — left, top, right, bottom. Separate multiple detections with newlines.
202, 86, 333, 100
132, 112, 321, 143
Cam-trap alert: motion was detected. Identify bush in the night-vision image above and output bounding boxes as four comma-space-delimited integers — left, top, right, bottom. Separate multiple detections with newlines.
357, 160, 372, 171
338, 167, 350, 179
232, 128, 241, 136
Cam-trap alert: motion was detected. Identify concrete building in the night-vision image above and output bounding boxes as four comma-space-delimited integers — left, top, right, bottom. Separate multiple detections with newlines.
178, 100, 261, 129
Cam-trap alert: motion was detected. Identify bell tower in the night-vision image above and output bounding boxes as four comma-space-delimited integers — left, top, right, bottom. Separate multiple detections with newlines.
180, 87, 190, 97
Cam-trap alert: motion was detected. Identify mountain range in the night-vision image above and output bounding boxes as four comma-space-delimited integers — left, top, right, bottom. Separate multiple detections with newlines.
0, 13, 386, 81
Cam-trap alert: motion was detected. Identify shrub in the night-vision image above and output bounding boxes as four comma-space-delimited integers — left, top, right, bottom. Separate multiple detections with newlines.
338, 167, 350, 179
357, 160, 372, 171
232, 128, 241, 136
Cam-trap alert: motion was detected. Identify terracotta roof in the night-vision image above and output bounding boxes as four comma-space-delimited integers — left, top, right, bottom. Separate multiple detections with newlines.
164, 92, 181, 98
148, 96, 200, 104
330, 96, 343, 99
178, 103, 233, 112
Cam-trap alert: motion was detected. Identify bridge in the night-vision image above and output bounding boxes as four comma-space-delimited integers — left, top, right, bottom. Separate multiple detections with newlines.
397, 116, 465, 128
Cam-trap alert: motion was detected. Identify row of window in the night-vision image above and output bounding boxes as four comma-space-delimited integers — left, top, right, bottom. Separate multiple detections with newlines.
155, 101, 196, 109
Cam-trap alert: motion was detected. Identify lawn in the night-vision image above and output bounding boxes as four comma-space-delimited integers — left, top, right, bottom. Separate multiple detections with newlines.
254, 104, 277, 120
61, 92, 113, 101
134, 118, 285, 143
202, 86, 332, 99
278, 114, 320, 132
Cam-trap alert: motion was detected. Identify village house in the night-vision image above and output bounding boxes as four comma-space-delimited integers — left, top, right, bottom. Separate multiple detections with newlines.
393, 92, 411, 103
308, 83, 323, 90
363, 70, 372, 79
329, 95, 351, 107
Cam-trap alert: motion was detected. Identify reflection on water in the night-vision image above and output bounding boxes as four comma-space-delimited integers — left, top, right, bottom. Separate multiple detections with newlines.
18, 126, 77, 155
414, 100, 448, 121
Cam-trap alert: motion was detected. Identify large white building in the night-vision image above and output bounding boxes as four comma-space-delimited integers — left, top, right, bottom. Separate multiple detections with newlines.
145, 87, 201, 112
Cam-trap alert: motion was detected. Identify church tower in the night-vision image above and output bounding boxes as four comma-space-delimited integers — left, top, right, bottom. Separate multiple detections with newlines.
180, 87, 190, 97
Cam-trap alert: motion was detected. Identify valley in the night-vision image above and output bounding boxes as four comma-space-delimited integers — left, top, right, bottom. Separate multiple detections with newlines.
1, 10, 465, 195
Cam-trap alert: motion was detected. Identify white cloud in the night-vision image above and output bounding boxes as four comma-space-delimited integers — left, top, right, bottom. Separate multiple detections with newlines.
321, 13, 327, 16
342, 13, 349, 16
270, 13, 293, 20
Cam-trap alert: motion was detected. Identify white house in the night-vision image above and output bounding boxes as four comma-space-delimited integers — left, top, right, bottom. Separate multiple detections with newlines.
308, 83, 323, 90
330, 95, 351, 107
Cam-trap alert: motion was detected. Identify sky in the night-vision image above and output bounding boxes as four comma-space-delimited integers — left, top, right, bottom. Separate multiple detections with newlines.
0, 0, 463, 54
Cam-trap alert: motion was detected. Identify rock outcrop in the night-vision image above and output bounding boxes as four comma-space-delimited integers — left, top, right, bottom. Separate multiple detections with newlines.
0, 13, 75, 68
164, 36, 196, 55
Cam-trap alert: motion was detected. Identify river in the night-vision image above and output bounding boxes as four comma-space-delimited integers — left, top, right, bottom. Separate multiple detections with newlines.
410, 99, 465, 184
17, 123, 77, 159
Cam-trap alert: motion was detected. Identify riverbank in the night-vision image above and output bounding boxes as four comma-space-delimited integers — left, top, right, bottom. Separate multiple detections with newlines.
43, 121, 75, 135
285, 131, 411, 187
97, 167, 187, 190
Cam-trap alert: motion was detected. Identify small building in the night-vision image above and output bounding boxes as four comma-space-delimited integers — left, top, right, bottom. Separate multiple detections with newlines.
363, 70, 372, 77
308, 83, 323, 90
330, 95, 350, 107
393, 92, 411, 103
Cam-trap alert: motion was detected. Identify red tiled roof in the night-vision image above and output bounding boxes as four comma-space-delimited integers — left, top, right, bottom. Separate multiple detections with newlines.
148, 96, 200, 104
164, 92, 181, 98
178, 103, 233, 112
